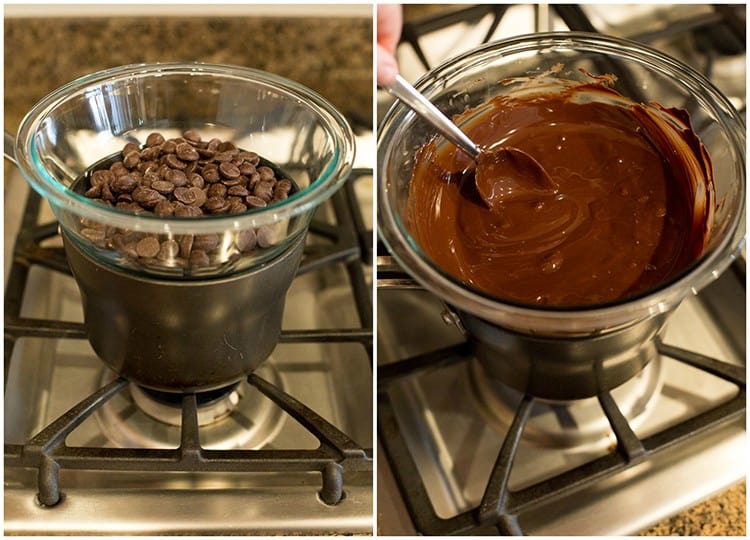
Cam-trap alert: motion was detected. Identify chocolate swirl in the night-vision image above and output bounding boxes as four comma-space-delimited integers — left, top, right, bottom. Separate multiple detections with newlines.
408, 74, 713, 307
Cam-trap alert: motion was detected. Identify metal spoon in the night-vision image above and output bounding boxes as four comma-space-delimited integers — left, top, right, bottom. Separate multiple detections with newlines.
4, 130, 18, 166
382, 74, 556, 209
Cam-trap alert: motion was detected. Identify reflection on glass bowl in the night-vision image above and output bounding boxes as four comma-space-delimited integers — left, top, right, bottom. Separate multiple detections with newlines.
16, 62, 355, 279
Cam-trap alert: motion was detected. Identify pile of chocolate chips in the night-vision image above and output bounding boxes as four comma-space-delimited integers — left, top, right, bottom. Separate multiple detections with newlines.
78, 130, 295, 271
84, 130, 292, 216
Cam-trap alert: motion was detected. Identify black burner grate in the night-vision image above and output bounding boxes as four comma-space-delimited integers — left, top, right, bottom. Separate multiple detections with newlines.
378, 311, 745, 534
379, 4, 746, 535
4, 166, 373, 508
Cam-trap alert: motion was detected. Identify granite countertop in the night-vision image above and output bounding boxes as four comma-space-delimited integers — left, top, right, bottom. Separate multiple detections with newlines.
4, 14, 371, 187
4, 15, 372, 135
640, 482, 746, 536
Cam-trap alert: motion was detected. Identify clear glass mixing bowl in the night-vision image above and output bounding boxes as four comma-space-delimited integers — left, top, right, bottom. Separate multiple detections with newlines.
15, 62, 355, 279
378, 32, 745, 335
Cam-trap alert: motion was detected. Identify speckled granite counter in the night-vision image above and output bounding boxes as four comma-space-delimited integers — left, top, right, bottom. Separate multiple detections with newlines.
640, 482, 746, 536
4, 15, 372, 135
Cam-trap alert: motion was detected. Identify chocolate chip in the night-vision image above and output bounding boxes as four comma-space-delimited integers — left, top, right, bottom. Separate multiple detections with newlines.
219, 162, 241, 179
239, 162, 256, 175
110, 174, 138, 193
237, 229, 257, 252
90, 169, 113, 187
174, 203, 203, 217
227, 185, 250, 197
247, 172, 261, 190
140, 146, 160, 161
121, 242, 139, 259
177, 234, 194, 257
135, 236, 161, 258
193, 233, 221, 252
188, 173, 205, 189
161, 140, 177, 154
182, 130, 202, 143
229, 201, 248, 213
133, 187, 164, 208
202, 164, 221, 183
258, 166, 275, 182
197, 147, 216, 160
253, 181, 274, 202
221, 175, 243, 187
79, 131, 296, 273
116, 201, 144, 213
276, 179, 292, 193
204, 196, 231, 214
157, 239, 180, 261
146, 132, 165, 147
245, 195, 268, 209
151, 180, 175, 195
207, 138, 221, 151
80, 217, 103, 229
188, 186, 207, 208
213, 151, 235, 162
101, 182, 116, 202
81, 228, 106, 243
238, 151, 260, 166
173, 186, 198, 206
176, 142, 200, 162
110, 161, 128, 176
189, 249, 210, 268
174, 187, 206, 207
165, 154, 187, 169
154, 200, 175, 216
123, 150, 140, 169
207, 183, 228, 199
85, 184, 102, 198
122, 142, 140, 156
165, 168, 188, 187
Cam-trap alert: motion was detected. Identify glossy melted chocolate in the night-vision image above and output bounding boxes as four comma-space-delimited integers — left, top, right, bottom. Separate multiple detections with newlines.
408, 73, 713, 307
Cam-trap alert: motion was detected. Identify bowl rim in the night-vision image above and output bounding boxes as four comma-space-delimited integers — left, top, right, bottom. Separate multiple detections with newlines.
15, 61, 356, 234
377, 31, 746, 333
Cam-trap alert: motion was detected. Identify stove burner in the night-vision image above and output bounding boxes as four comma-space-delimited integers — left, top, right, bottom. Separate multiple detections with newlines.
130, 382, 243, 427
469, 356, 663, 450
94, 361, 286, 449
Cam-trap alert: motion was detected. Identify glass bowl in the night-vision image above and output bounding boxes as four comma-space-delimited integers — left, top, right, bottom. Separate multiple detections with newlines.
15, 62, 355, 279
378, 32, 745, 336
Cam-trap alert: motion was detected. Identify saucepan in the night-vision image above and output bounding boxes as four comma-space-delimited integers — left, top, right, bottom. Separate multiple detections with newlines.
378, 33, 745, 398
7, 62, 355, 392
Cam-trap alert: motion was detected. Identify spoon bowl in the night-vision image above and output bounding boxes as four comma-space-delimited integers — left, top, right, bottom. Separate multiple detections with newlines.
474, 146, 558, 209
381, 74, 553, 209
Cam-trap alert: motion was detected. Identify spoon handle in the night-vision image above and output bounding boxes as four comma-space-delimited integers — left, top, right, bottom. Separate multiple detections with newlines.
4, 130, 18, 166
383, 75, 481, 159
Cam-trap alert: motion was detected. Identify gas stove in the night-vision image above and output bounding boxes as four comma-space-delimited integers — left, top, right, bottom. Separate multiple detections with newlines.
377, 4, 746, 536
4, 122, 374, 534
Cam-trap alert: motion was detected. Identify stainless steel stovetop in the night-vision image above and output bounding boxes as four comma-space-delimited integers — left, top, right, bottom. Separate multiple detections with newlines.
4, 131, 374, 534
377, 3, 746, 536
378, 272, 745, 535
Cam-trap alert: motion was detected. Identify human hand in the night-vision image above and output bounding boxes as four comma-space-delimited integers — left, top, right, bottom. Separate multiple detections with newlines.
377, 4, 403, 85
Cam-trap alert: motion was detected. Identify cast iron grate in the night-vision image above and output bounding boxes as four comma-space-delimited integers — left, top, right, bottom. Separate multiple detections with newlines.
377, 271, 746, 534
401, 4, 745, 69
4, 166, 373, 508
399, 3, 746, 114
380, 4, 746, 535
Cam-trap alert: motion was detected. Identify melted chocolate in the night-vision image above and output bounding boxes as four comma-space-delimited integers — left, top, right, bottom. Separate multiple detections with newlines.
408, 75, 713, 307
